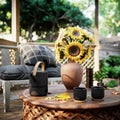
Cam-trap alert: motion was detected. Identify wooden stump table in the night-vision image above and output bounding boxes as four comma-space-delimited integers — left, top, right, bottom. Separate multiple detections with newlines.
20, 84, 120, 120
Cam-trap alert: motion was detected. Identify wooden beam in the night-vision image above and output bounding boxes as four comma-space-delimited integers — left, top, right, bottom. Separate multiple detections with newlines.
94, 0, 100, 72
0, 38, 17, 46
94, 0, 99, 45
11, 0, 20, 43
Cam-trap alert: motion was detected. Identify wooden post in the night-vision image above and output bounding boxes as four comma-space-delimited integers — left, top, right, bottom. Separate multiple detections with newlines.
94, 0, 100, 72
86, 68, 93, 88
11, 0, 20, 43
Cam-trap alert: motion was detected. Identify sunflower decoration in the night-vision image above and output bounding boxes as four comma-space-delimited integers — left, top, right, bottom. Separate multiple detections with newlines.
55, 26, 94, 64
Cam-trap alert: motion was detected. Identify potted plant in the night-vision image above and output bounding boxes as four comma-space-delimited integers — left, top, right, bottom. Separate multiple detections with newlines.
93, 70, 107, 86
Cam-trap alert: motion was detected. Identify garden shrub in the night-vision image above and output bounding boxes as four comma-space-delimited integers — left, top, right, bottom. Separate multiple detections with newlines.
104, 80, 118, 88
100, 56, 120, 79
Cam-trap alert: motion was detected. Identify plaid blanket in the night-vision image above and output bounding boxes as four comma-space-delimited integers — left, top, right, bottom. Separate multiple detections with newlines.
19, 44, 56, 67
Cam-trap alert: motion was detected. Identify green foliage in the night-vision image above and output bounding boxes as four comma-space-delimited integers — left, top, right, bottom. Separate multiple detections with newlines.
109, 66, 120, 78
36, 39, 50, 43
0, 0, 11, 32
0, 0, 92, 41
106, 56, 120, 66
100, 56, 120, 79
20, 0, 92, 34
105, 80, 118, 88
100, 0, 120, 36
93, 70, 107, 83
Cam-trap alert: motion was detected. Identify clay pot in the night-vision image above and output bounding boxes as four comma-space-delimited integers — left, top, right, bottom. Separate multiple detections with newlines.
61, 62, 83, 90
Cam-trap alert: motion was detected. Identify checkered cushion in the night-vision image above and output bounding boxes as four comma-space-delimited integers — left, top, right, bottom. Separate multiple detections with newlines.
20, 44, 56, 67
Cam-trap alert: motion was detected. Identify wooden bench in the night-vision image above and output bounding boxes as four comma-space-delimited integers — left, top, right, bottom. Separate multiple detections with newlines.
0, 44, 61, 112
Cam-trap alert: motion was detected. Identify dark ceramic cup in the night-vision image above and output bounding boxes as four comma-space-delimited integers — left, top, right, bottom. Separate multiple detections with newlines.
91, 86, 104, 99
73, 87, 87, 101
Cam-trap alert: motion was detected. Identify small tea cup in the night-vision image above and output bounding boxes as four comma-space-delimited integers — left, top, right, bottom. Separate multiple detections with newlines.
91, 86, 104, 99
73, 87, 87, 101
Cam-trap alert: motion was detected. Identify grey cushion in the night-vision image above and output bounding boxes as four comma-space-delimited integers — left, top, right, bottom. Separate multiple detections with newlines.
20, 44, 56, 67
0, 65, 30, 80
26, 64, 61, 77
46, 64, 61, 77
0, 64, 61, 80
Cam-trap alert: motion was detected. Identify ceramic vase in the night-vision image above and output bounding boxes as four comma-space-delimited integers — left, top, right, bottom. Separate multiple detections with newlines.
61, 62, 83, 90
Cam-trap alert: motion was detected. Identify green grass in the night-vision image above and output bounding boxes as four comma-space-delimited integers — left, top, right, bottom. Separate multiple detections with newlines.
36, 39, 53, 43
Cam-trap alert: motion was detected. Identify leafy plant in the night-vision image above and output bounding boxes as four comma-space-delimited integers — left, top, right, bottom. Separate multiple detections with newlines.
106, 56, 120, 67
109, 66, 120, 78
93, 70, 107, 83
100, 56, 120, 79
105, 80, 118, 88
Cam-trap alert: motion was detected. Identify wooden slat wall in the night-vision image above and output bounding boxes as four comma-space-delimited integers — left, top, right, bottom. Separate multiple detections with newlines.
0, 38, 17, 46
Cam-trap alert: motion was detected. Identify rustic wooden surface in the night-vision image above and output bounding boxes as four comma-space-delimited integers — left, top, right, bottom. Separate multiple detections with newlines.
20, 84, 120, 120
0, 86, 29, 120
0, 99, 22, 120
